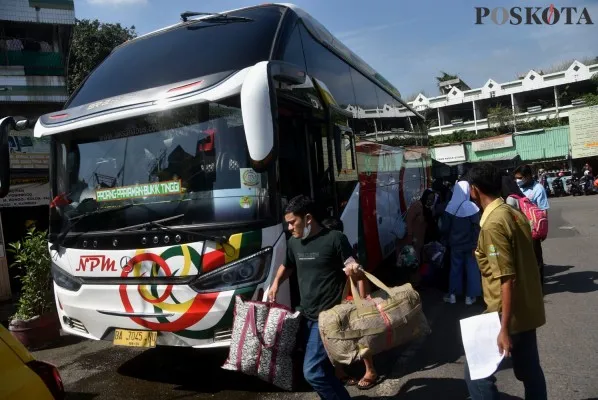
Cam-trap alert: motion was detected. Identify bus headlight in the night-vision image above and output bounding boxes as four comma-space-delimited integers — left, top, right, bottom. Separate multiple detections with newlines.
190, 247, 272, 293
52, 264, 82, 292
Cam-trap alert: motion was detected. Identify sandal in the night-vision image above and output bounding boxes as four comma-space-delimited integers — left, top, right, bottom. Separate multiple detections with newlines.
340, 376, 358, 386
357, 375, 382, 390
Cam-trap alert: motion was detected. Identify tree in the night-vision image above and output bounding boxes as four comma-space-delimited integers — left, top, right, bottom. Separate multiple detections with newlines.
581, 72, 598, 106
435, 71, 458, 84
487, 104, 515, 134
435, 71, 461, 95
67, 19, 137, 95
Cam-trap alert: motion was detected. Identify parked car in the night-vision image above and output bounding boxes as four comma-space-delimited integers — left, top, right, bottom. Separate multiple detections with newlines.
0, 324, 65, 400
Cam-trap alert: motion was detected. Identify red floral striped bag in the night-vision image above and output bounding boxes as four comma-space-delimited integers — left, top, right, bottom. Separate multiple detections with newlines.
222, 296, 302, 391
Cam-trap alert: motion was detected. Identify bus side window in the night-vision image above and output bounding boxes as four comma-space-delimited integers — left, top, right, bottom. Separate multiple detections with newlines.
330, 122, 358, 217
308, 124, 338, 218
281, 23, 307, 71
278, 113, 311, 204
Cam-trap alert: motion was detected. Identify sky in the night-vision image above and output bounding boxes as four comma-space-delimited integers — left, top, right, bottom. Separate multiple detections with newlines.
74, 0, 598, 101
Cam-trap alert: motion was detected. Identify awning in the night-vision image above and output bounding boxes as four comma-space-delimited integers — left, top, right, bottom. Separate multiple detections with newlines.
437, 155, 518, 166
443, 160, 467, 167
468, 155, 520, 163
529, 156, 569, 163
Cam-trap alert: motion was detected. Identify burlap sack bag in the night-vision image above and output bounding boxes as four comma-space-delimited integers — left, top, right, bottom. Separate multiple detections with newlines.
318, 271, 430, 365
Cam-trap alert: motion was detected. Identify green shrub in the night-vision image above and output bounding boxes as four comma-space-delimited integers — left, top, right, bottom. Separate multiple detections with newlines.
9, 228, 54, 321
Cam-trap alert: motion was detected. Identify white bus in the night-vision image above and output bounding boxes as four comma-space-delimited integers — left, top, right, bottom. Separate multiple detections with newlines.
0, 3, 431, 349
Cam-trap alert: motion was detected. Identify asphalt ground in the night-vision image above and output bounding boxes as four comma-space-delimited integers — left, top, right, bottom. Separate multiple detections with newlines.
30, 195, 598, 399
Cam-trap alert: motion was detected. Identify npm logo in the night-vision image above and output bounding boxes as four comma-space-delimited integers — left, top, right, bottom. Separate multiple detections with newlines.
475, 4, 594, 25
77, 255, 117, 272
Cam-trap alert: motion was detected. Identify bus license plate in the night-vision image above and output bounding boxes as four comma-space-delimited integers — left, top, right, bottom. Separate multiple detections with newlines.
113, 329, 157, 348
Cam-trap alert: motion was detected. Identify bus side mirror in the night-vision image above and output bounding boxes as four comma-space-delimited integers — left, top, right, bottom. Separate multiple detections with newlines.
0, 117, 14, 198
241, 61, 306, 173
241, 61, 278, 173
16, 119, 29, 130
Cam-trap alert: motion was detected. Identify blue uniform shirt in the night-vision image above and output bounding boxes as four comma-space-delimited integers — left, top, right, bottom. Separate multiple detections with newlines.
521, 181, 549, 210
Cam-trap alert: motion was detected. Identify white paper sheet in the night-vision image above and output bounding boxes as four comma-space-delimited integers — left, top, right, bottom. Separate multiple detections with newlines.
460, 312, 505, 380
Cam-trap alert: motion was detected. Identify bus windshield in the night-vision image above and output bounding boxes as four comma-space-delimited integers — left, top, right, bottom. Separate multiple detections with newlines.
51, 97, 273, 234
66, 5, 284, 108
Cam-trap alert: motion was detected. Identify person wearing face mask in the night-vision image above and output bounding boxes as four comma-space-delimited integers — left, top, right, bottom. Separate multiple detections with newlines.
439, 180, 482, 306
513, 164, 549, 286
513, 165, 549, 210
268, 195, 365, 400
466, 163, 547, 400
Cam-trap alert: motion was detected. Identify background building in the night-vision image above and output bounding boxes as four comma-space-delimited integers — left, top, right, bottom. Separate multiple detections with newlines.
407, 60, 598, 184
0, 0, 75, 300
408, 60, 598, 136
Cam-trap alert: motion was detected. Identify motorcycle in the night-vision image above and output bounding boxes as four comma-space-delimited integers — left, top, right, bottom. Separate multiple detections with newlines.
552, 176, 566, 197
568, 175, 583, 196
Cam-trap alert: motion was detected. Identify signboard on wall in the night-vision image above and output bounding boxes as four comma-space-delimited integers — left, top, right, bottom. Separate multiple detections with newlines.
569, 105, 598, 159
0, 182, 50, 208
8, 129, 50, 169
9, 152, 50, 169
471, 135, 514, 152
433, 144, 466, 163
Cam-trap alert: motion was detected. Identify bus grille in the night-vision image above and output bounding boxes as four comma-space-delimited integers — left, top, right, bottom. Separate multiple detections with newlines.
214, 328, 232, 342
63, 316, 88, 334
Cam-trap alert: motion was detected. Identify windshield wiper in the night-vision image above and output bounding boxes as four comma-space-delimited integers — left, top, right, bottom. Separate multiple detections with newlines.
115, 214, 185, 231
116, 214, 229, 244
69, 203, 134, 222
52, 203, 134, 248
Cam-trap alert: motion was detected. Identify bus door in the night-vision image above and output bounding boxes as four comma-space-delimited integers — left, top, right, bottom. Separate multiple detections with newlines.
276, 96, 328, 309
277, 98, 323, 208
277, 99, 336, 219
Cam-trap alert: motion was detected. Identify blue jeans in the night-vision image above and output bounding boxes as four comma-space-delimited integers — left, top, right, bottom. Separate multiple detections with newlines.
450, 249, 482, 297
465, 329, 547, 400
302, 319, 351, 400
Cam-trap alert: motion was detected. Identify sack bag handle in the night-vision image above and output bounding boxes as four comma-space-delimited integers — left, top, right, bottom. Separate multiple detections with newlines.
247, 303, 281, 349
347, 270, 394, 314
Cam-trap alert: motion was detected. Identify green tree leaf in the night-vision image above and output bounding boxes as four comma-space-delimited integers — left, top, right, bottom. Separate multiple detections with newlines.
67, 19, 137, 95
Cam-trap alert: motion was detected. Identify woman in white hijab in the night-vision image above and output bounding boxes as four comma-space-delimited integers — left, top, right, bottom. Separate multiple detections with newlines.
439, 180, 482, 305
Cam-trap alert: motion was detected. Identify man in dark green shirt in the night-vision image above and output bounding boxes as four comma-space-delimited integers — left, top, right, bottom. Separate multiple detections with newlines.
268, 195, 363, 400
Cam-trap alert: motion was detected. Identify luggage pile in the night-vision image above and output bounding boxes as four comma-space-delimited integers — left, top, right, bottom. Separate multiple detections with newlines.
223, 271, 430, 390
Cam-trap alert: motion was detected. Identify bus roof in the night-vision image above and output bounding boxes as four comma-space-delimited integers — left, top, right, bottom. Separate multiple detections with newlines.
126, 3, 420, 119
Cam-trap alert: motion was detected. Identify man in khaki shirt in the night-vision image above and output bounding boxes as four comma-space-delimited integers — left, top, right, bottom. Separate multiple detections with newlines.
465, 163, 547, 400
